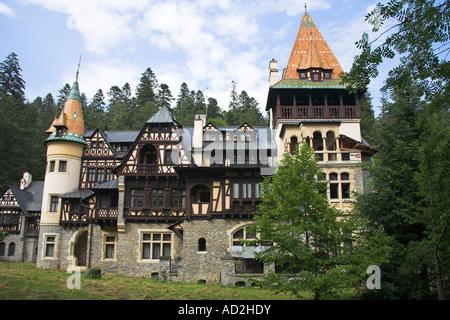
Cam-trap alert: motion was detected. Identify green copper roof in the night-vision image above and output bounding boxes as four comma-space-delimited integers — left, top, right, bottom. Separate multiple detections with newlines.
46, 130, 87, 145
68, 82, 82, 102
271, 79, 347, 89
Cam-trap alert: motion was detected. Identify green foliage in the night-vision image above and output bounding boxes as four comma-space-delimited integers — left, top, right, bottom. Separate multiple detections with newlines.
342, 0, 450, 97
0, 52, 25, 100
252, 144, 392, 300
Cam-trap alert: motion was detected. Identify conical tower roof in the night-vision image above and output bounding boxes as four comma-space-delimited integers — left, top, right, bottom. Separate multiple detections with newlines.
46, 81, 86, 145
284, 11, 343, 79
271, 11, 346, 90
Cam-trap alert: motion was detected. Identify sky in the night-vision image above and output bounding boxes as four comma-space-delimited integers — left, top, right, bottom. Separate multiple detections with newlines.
0, 0, 394, 115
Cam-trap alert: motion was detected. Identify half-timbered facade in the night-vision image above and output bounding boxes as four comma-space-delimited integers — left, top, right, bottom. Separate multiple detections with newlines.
0, 10, 374, 286
0, 173, 42, 262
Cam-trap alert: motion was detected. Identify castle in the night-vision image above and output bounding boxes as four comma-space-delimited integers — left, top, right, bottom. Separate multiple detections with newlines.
0, 11, 374, 286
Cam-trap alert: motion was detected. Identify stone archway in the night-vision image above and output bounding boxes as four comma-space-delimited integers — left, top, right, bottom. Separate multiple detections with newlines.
68, 227, 88, 269
74, 231, 88, 267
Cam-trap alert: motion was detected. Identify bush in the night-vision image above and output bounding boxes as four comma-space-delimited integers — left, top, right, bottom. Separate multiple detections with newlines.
87, 267, 102, 279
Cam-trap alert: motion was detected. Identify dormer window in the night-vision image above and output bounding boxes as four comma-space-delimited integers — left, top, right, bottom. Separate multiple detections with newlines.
324, 72, 330, 79
313, 72, 319, 81
56, 128, 64, 137
300, 72, 306, 79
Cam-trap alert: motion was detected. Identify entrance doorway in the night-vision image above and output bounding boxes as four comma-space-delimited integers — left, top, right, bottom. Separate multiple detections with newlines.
74, 231, 88, 267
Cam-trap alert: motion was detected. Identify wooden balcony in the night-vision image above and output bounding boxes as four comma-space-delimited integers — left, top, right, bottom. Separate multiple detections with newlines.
60, 210, 89, 226
94, 208, 118, 221
277, 105, 360, 120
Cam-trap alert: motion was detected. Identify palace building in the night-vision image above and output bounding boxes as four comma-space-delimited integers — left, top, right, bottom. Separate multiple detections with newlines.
0, 11, 374, 286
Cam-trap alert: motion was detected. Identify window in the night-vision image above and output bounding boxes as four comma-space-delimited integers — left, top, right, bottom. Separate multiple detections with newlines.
324, 72, 330, 79
165, 150, 178, 165
151, 189, 164, 208
45, 236, 56, 257
97, 168, 105, 182
233, 183, 239, 198
131, 189, 144, 208
49, 161, 55, 172
7, 242, 15, 256
198, 238, 206, 252
300, 72, 306, 79
341, 173, 350, 199
59, 160, 67, 172
141, 232, 172, 260
255, 183, 260, 198
232, 227, 256, 246
235, 259, 264, 274
191, 185, 210, 203
171, 189, 186, 208
88, 168, 96, 182
50, 196, 59, 212
242, 183, 252, 198
104, 235, 116, 259
313, 73, 319, 81
106, 169, 114, 182
329, 172, 351, 200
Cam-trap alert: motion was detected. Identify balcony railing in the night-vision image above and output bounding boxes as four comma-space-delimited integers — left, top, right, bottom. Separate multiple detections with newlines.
278, 105, 360, 120
60, 210, 89, 226
122, 164, 179, 176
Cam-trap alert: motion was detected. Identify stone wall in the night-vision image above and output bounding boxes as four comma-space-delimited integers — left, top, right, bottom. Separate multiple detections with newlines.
179, 218, 253, 284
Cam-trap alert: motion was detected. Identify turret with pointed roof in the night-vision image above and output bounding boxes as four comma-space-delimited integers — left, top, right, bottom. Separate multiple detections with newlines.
46, 81, 86, 145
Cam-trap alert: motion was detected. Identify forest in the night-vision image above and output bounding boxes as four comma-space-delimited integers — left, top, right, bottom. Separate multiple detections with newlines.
0, 52, 267, 191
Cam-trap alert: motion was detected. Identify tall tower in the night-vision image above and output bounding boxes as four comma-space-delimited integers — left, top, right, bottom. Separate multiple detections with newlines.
266, 10, 362, 158
266, 10, 371, 209
37, 77, 86, 268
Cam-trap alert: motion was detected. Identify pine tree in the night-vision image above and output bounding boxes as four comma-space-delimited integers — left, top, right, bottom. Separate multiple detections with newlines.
157, 83, 174, 111
136, 67, 158, 107
57, 83, 71, 109
0, 52, 25, 100
229, 80, 238, 110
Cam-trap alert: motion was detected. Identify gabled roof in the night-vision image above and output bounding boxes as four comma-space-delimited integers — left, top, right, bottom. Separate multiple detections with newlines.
6, 181, 44, 217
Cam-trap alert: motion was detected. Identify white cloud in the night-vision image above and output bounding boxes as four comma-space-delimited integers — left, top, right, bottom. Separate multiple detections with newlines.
0, 2, 15, 17
58, 58, 143, 101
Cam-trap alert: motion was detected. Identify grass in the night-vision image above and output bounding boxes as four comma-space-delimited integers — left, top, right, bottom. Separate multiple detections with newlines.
0, 262, 300, 300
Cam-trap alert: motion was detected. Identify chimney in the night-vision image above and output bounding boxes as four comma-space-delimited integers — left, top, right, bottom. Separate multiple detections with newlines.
20, 172, 32, 190
192, 114, 206, 166
269, 59, 279, 86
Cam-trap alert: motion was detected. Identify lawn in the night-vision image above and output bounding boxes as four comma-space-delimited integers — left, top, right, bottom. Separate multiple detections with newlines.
0, 262, 300, 300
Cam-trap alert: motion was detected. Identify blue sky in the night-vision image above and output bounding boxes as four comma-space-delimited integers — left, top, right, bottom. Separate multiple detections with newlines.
0, 0, 393, 114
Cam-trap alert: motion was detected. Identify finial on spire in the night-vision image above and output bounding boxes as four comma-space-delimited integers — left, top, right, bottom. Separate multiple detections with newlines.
305, 3, 308, 12
75, 54, 82, 82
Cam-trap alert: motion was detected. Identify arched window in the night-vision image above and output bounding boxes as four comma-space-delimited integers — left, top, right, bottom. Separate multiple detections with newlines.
232, 227, 257, 246
191, 185, 210, 203
139, 144, 158, 164
198, 238, 206, 252
312, 131, 323, 151
326, 131, 336, 151
289, 136, 298, 154
8, 242, 15, 256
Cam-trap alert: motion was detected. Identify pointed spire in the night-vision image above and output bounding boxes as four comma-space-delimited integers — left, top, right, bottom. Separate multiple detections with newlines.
283, 11, 343, 80
45, 60, 85, 144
